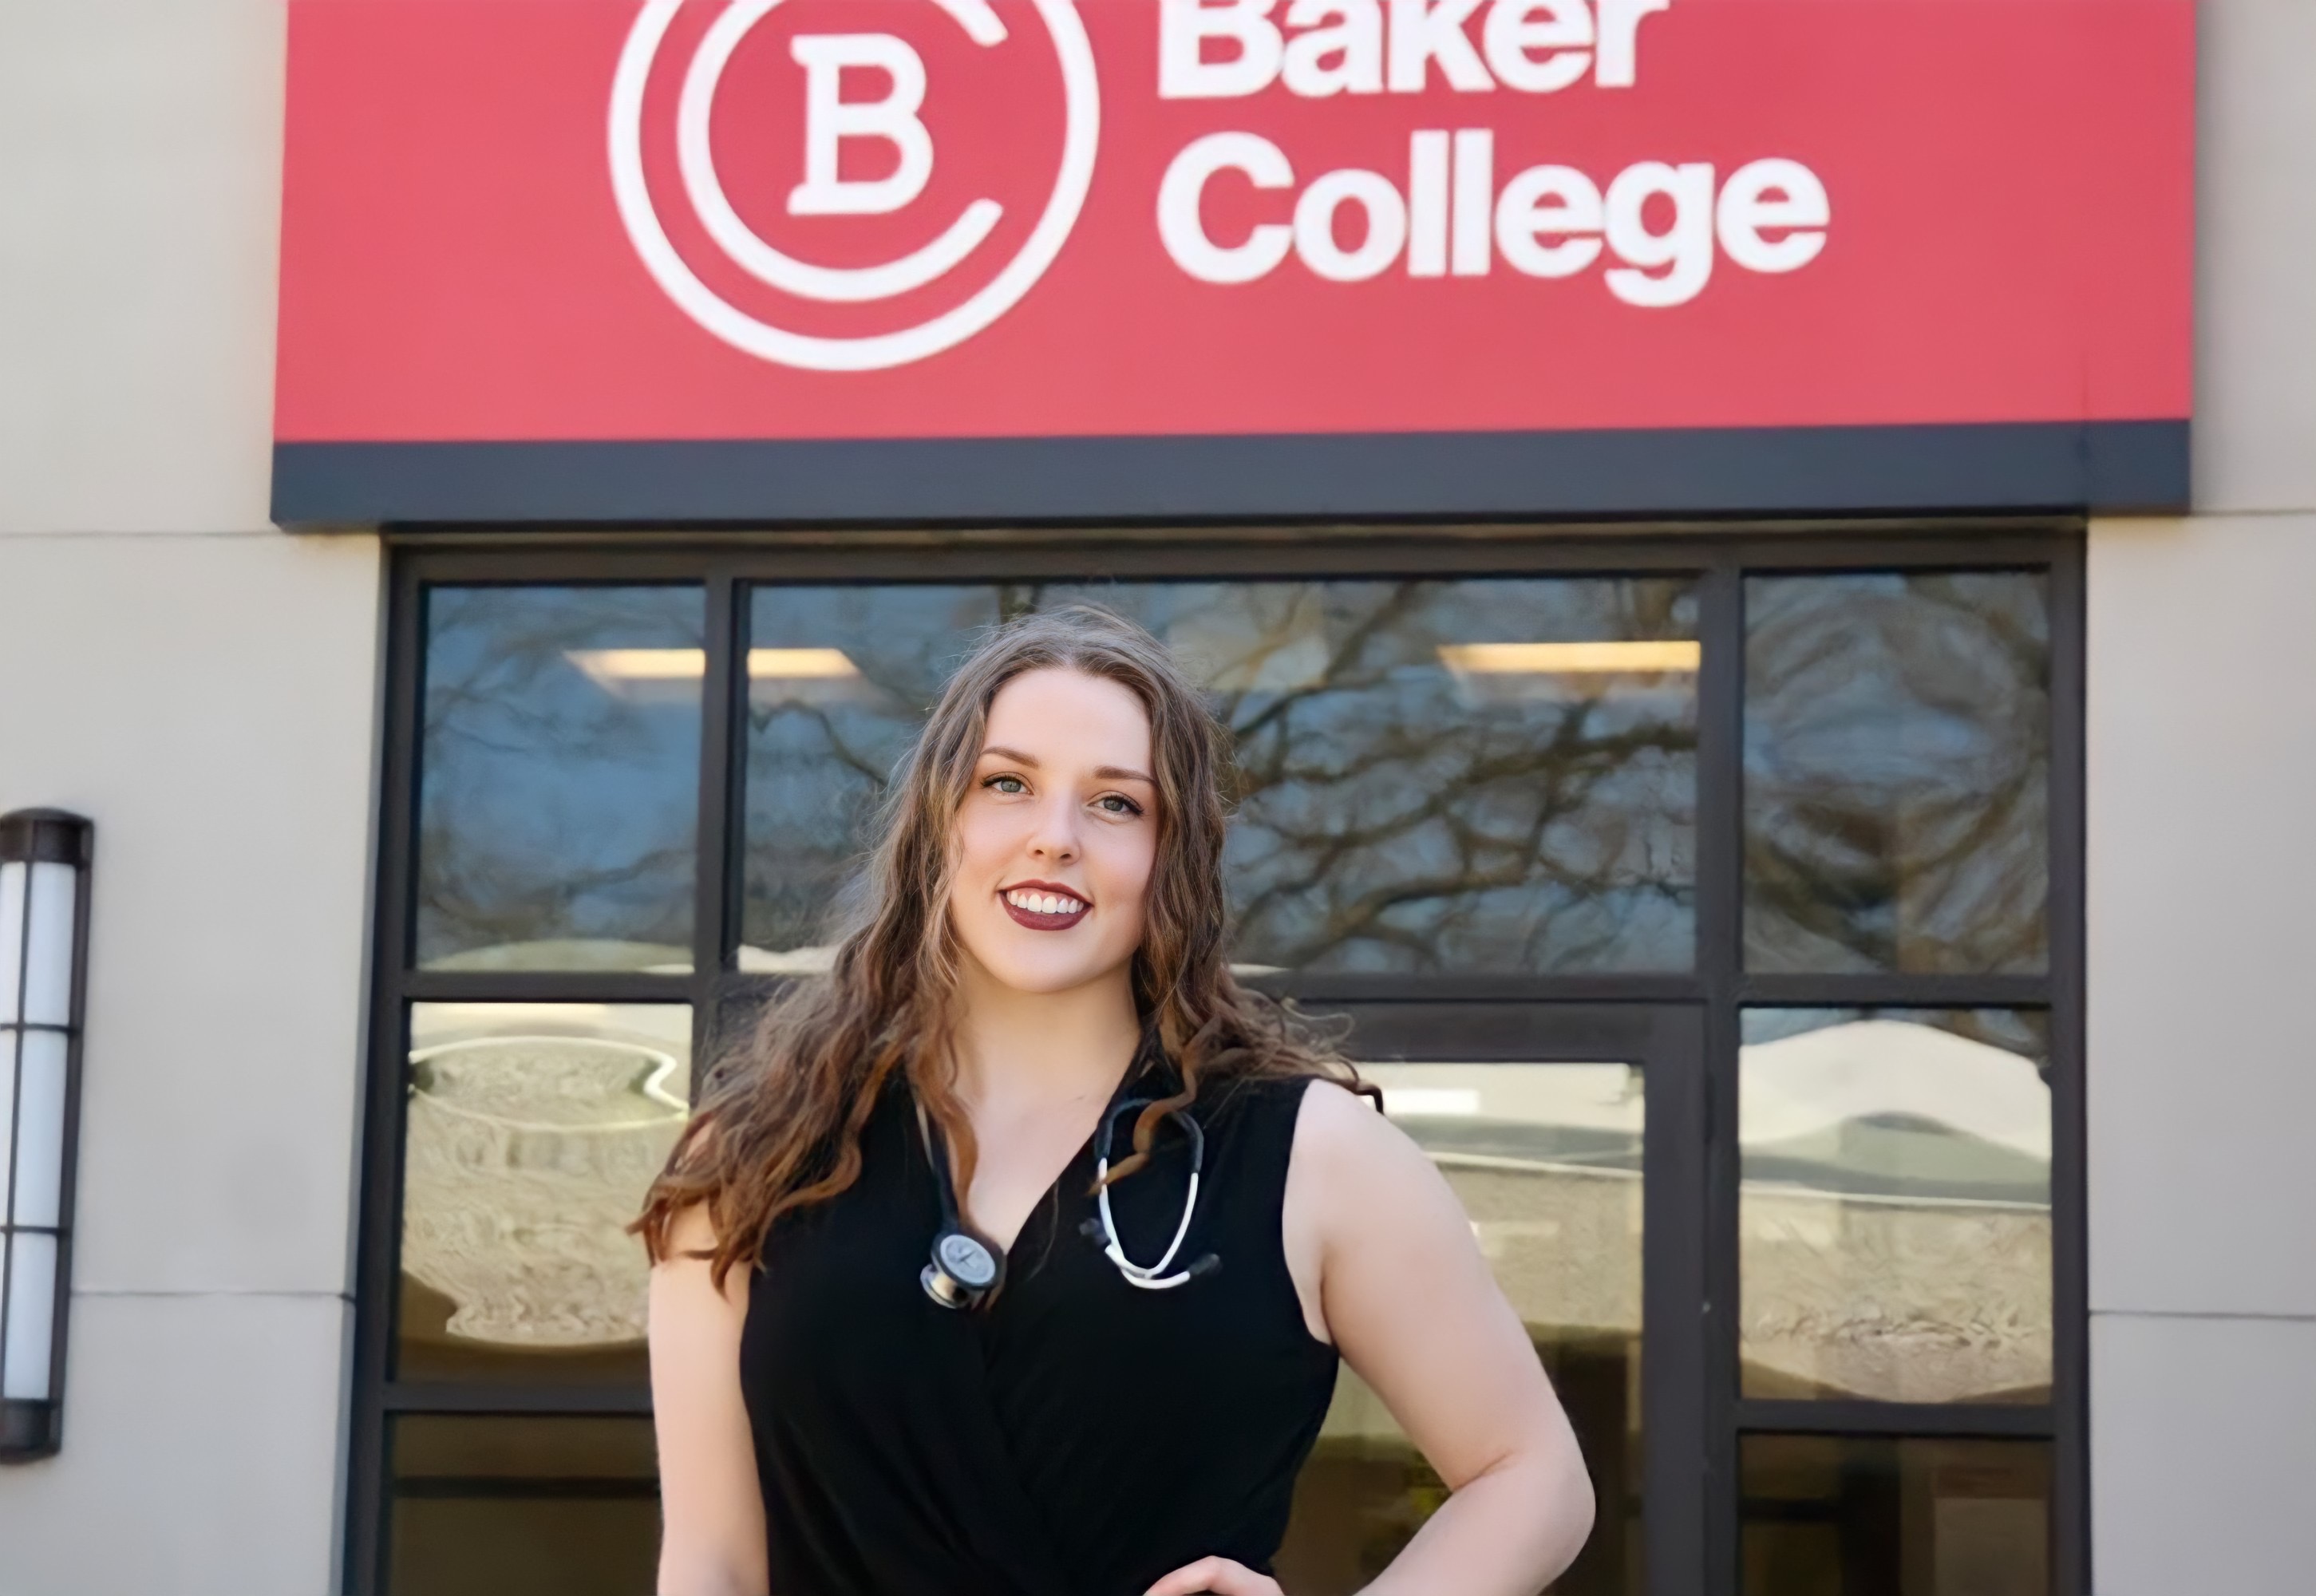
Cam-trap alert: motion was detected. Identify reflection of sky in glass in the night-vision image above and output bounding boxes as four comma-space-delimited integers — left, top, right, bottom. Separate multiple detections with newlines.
418, 587, 702, 970
1745, 573, 2048, 974
1741, 1009, 2049, 1203
743, 586, 1001, 957
741, 578, 1699, 974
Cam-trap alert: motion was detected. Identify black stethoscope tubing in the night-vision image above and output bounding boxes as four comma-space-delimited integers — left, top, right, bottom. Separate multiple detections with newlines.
919, 1092, 1219, 1310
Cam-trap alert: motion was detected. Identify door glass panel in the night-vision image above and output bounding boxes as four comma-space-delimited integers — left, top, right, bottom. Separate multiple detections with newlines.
1741, 1436, 2051, 1596
1745, 572, 2048, 974
1276, 1061, 1645, 1595
741, 578, 1699, 975
417, 586, 703, 972
1740, 1009, 2051, 1404
396, 1003, 692, 1385
387, 1416, 659, 1596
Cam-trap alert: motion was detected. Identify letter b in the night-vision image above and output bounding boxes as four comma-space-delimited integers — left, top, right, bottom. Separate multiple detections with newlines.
788, 34, 933, 216
1160, 0, 1285, 98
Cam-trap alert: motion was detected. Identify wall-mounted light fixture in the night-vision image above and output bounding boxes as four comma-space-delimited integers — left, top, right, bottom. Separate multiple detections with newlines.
0, 809, 93, 1462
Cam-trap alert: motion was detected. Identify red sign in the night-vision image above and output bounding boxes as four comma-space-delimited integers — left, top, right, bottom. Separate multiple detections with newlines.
275, 0, 2194, 522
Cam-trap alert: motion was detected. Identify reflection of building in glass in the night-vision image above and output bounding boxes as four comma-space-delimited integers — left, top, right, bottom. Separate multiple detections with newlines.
400, 1006, 692, 1357
1283, 1019, 2052, 1590
1741, 1018, 2052, 1404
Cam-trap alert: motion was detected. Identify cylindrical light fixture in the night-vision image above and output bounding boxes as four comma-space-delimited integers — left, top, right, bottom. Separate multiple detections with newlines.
0, 809, 93, 1462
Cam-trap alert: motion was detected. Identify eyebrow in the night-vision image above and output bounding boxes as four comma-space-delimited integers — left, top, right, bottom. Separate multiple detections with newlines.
979, 745, 1156, 785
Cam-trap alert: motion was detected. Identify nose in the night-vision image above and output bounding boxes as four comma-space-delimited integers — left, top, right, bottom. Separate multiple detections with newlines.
1024, 787, 1081, 866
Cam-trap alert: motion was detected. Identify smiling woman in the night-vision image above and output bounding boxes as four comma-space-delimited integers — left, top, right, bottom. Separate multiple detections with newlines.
636, 605, 1596, 1596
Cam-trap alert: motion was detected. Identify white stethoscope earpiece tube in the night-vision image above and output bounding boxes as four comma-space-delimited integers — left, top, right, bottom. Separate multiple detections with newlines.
1095, 1163, 1202, 1288
1090, 1096, 1216, 1291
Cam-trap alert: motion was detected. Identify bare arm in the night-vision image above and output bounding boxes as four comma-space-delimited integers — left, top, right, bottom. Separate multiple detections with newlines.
649, 1203, 770, 1596
1302, 1079, 1595, 1594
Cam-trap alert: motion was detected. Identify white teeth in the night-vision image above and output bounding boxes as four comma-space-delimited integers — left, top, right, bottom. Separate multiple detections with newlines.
1006, 890, 1085, 916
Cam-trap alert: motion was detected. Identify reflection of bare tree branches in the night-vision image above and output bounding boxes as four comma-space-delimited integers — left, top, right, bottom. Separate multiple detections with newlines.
738, 579, 1701, 974
748, 698, 897, 788
417, 821, 696, 964
1231, 712, 1693, 969
417, 589, 702, 964
742, 588, 1000, 952
1076, 579, 1696, 974
1216, 585, 1429, 752
1745, 575, 2048, 974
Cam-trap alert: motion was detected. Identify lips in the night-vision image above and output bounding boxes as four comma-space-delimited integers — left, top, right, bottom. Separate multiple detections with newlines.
1000, 881, 1091, 932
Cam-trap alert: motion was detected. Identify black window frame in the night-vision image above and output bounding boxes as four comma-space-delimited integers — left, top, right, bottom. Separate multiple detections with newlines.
347, 521, 2086, 1596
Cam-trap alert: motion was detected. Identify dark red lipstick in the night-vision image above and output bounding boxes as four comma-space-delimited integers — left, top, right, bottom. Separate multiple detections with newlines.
998, 879, 1092, 931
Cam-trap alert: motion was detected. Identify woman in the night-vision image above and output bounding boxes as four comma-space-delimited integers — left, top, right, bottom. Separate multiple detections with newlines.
639, 606, 1595, 1596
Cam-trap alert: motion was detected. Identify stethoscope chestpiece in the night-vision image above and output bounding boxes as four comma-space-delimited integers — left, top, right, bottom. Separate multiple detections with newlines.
922, 1226, 1004, 1310
915, 1085, 1222, 1311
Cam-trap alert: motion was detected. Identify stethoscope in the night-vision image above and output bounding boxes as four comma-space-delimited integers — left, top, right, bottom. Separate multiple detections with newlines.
920, 1094, 1219, 1310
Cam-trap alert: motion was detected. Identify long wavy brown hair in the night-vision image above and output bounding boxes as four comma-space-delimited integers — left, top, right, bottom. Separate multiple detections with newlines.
634, 603, 1366, 1286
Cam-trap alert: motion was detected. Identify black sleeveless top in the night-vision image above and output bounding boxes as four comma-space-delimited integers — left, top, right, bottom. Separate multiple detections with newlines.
737, 1069, 1340, 1596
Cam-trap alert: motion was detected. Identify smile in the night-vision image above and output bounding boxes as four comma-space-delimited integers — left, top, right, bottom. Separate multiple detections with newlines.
1000, 883, 1091, 931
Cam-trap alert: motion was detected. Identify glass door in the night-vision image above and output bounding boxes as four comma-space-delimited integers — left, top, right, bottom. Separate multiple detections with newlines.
1275, 1002, 1705, 1596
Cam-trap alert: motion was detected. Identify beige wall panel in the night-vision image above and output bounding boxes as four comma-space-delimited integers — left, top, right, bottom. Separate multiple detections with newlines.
0, 531, 381, 1295
0, 1292, 349, 1596
2092, 1311, 2316, 1596
2195, 0, 2316, 515
0, 0, 285, 535
2087, 515, 2316, 1317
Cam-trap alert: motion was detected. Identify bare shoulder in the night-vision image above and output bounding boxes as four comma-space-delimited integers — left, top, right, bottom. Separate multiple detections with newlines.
1289, 1075, 1436, 1187
654, 1199, 753, 1314
664, 1199, 721, 1257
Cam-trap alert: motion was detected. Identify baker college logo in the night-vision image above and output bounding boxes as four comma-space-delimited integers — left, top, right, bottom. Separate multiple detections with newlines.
611, 0, 1100, 371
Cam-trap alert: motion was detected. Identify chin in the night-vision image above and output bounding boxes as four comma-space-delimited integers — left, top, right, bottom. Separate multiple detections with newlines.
970, 949, 1119, 996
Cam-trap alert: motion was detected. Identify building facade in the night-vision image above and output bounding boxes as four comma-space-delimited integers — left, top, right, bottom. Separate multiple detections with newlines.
2, 2, 2310, 1594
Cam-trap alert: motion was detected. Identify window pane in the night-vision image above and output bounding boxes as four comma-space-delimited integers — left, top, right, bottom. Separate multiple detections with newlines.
740, 579, 1701, 974
1278, 1063, 1643, 1595
1741, 1010, 2051, 1404
388, 1416, 658, 1596
1745, 573, 2048, 974
1741, 1436, 2050, 1596
741, 585, 1001, 966
397, 1003, 690, 1385
418, 586, 702, 971
1073, 579, 1699, 974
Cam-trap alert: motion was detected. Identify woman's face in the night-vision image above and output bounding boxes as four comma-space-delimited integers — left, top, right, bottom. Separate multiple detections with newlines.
948, 667, 1160, 997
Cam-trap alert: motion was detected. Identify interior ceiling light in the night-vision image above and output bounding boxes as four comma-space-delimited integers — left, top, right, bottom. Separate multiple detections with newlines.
563, 646, 861, 686
1437, 641, 1703, 674
747, 647, 860, 679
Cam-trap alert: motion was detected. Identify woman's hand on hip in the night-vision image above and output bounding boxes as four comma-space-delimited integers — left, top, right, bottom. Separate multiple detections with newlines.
1144, 1555, 1284, 1595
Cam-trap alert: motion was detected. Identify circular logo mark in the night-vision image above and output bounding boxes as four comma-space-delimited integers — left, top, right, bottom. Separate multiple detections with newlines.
609, 0, 1100, 372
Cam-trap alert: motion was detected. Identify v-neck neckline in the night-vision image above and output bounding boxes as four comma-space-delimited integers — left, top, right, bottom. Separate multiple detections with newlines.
917, 1048, 1172, 1262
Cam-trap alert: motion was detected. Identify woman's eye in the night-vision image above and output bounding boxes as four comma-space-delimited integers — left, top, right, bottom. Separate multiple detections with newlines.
1095, 794, 1142, 816
986, 774, 1028, 795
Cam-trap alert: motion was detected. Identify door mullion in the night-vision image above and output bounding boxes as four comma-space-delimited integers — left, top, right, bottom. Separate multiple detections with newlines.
1642, 1004, 1709, 1596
